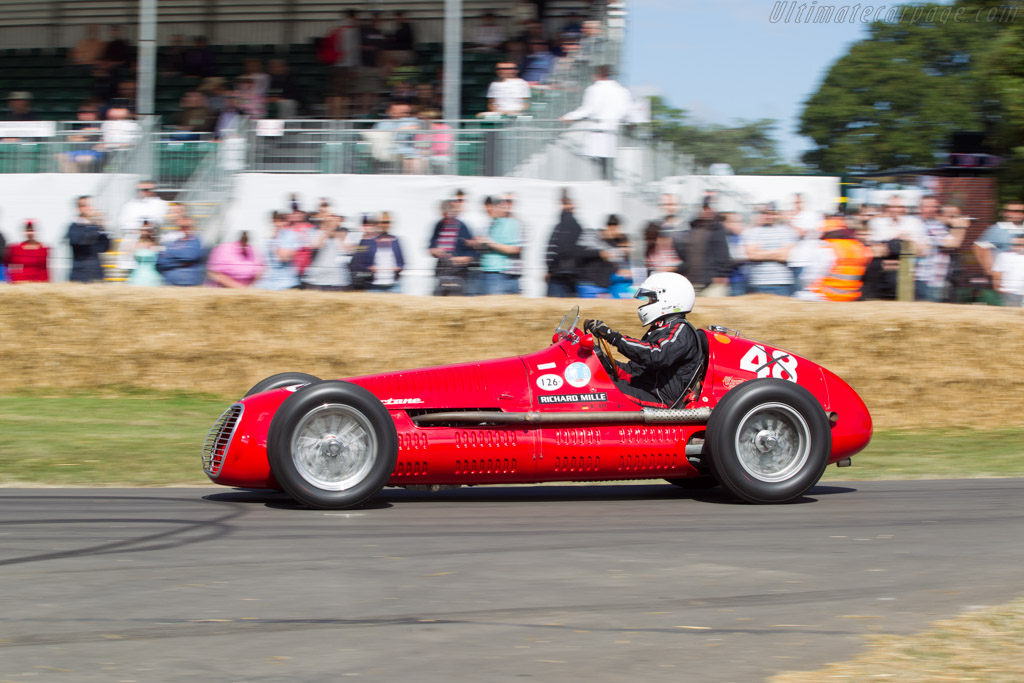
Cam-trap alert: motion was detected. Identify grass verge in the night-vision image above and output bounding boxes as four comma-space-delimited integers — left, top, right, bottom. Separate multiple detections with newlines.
1, 391, 1023, 486
771, 597, 1024, 682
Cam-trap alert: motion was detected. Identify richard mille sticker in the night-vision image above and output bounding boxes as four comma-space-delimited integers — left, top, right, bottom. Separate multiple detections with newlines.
564, 362, 592, 388
537, 362, 557, 370
539, 392, 608, 405
536, 374, 564, 391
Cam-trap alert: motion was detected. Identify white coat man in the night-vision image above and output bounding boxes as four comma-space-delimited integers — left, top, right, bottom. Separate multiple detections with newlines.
559, 65, 633, 180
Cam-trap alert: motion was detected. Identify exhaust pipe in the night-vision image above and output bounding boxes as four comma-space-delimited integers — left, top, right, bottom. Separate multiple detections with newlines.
411, 407, 711, 427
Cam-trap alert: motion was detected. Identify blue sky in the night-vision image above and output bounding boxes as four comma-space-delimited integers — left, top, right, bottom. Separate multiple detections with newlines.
622, 0, 876, 164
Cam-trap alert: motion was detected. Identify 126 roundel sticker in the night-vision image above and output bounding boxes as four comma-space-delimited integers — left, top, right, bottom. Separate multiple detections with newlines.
564, 362, 592, 388
536, 374, 564, 391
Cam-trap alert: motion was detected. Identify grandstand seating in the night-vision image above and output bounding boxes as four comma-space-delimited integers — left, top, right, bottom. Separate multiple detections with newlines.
0, 41, 502, 123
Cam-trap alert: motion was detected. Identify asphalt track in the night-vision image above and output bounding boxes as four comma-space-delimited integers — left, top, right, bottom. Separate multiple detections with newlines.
2, 479, 1023, 682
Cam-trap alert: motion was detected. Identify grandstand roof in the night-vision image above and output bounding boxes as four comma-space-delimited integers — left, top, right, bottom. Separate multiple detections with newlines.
0, 0, 594, 49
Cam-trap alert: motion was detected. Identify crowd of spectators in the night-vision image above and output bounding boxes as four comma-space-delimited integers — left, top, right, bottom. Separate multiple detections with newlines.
2, 183, 1022, 306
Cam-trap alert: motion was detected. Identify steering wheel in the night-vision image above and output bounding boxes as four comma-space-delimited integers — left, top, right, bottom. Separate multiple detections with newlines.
592, 333, 619, 381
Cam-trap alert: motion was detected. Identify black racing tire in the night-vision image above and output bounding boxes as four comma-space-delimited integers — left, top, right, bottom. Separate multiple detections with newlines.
267, 381, 398, 509
705, 378, 831, 504
664, 476, 720, 490
244, 372, 321, 398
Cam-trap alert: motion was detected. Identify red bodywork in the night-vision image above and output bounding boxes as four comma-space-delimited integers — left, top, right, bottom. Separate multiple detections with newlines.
207, 327, 872, 489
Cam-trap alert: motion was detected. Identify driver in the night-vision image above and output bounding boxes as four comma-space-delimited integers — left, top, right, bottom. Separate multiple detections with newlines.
584, 272, 702, 406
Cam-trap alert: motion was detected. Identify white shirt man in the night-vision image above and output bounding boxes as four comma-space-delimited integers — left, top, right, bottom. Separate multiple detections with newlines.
993, 236, 1024, 306
485, 63, 531, 116
868, 197, 926, 244
117, 182, 169, 270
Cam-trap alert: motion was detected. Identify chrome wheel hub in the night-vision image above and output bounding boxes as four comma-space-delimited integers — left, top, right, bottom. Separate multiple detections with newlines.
734, 402, 811, 483
291, 404, 377, 491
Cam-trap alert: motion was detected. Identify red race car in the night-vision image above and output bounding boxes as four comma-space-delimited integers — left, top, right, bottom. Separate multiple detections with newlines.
203, 305, 872, 508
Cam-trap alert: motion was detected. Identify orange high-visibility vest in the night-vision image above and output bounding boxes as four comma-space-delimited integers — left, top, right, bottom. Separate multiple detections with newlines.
811, 238, 873, 302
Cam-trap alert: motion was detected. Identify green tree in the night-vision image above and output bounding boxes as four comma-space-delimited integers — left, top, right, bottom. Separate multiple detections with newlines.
649, 96, 800, 175
799, 1, 1010, 175
980, 13, 1024, 200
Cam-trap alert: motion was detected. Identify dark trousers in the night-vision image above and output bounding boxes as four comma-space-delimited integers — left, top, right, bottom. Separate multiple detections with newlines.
547, 277, 576, 298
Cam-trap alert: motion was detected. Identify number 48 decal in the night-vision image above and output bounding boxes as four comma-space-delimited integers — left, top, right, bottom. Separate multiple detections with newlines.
739, 345, 798, 382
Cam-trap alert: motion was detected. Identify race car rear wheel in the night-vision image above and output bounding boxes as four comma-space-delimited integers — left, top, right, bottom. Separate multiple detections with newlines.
244, 372, 321, 398
706, 378, 830, 504
267, 381, 398, 509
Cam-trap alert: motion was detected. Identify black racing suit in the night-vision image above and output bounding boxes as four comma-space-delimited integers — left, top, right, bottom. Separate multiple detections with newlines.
605, 313, 702, 406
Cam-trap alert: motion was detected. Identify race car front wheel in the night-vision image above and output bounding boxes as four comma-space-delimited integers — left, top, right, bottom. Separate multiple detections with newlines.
706, 378, 830, 504
267, 381, 398, 509
244, 372, 321, 397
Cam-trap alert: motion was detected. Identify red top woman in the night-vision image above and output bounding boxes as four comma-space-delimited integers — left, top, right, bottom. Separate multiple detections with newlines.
4, 220, 50, 283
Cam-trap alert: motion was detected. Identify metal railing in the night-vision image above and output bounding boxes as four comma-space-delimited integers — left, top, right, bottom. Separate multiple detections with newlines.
175, 118, 245, 243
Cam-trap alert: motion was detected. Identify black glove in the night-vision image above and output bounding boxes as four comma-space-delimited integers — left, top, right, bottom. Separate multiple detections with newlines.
585, 319, 620, 344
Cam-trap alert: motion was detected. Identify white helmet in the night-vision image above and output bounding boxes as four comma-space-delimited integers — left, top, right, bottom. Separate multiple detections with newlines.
635, 272, 695, 326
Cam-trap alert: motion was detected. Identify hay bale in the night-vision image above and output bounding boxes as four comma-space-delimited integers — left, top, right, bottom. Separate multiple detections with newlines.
1, 284, 1022, 429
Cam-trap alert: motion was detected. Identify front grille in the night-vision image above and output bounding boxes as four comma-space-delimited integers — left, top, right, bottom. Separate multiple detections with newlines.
202, 404, 243, 478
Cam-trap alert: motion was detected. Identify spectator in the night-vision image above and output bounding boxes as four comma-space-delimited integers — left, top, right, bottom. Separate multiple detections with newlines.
5, 92, 36, 122
235, 76, 267, 119
257, 211, 303, 290
412, 108, 453, 174
356, 14, 388, 113
482, 63, 531, 117
206, 231, 264, 288
100, 106, 140, 152
547, 35, 582, 88
679, 199, 733, 297
370, 100, 419, 173
721, 211, 750, 296
743, 203, 799, 296
242, 58, 271, 96
865, 196, 926, 300
545, 188, 584, 297
67, 195, 110, 283
69, 24, 106, 69
214, 92, 244, 138
89, 64, 119, 102
520, 40, 556, 86
414, 82, 440, 111
385, 11, 416, 68
173, 90, 215, 134
974, 201, 1024, 305
102, 25, 131, 67
473, 196, 523, 295
155, 215, 203, 286
797, 214, 873, 302
645, 193, 685, 274
3, 220, 49, 283
559, 65, 633, 180
352, 212, 405, 292
60, 103, 105, 172
267, 59, 305, 119
577, 214, 633, 298
429, 199, 475, 295
786, 193, 825, 287
302, 214, 352, 291
126, 224, 163, 286
917, 196, 966, 302
992, 234, 1024, 307
472, 12, 506, 52
159, 203, 186, 245
578, 20, 608, 67
182, 35, 217, 78
324, 10, 362, 119
118, 180, 168, 272
0, 227, 6, 282
562, 12, 584, 39
160, 34, 187, 76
